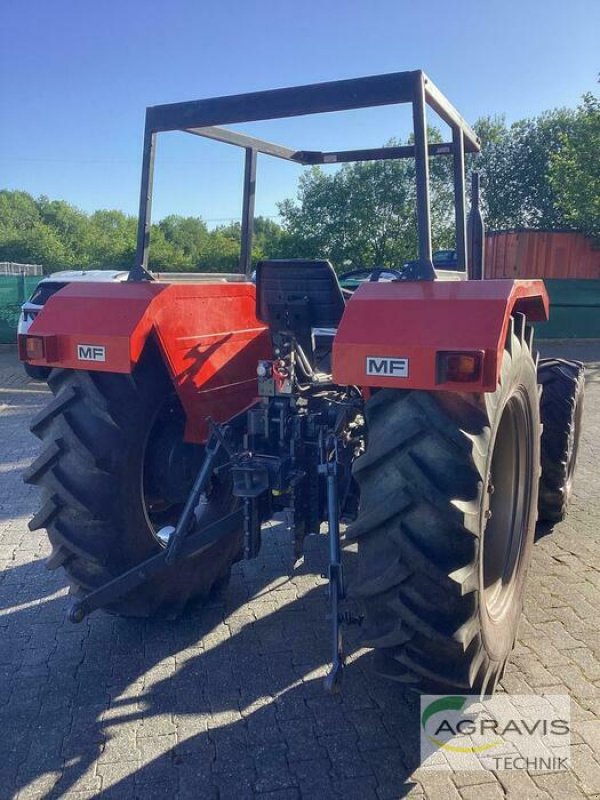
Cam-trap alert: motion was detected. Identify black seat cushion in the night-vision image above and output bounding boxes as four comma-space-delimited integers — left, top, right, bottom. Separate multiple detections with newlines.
256, 259, 345, 331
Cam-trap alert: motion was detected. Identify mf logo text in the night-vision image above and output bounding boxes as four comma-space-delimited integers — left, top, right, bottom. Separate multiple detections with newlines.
365, 356, 409, 378
77, 344, 106, 362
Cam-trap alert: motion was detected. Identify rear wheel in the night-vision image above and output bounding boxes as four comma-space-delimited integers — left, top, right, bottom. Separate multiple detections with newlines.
538, 359, 585, 523
24, 348, 243, 618
350, 316, 540, 694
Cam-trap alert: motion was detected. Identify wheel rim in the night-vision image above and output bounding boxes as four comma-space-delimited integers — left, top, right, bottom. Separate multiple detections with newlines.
141, 395, 228, 548
482, 389, 533, 622
566, 394, 583, 489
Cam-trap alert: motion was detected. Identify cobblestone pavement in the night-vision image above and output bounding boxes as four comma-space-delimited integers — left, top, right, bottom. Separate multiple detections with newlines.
0, 343, 599, 799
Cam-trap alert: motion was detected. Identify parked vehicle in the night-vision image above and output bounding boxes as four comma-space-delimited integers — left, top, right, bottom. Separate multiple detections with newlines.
18, 270, 129, 380
339, 267, 406, 291
340, 260, 462, 291
433, 248, 459, 269
403, 258, 465, 281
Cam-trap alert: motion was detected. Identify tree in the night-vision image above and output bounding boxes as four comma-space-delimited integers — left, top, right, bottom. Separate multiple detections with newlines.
472, 109, 578, 230
549, 92, 600, 240
0, 189, 41, 232
147, 225, 187, 270
87, 210, 137, 268
0, 190, 70, 266
197, 224, 241, 271
252, 216, 292, 261
0, 221, 70, 267
37, 197, 91, 266
278, 134, 454, 269
158, 215, 209, 265
0, 190, 293, 273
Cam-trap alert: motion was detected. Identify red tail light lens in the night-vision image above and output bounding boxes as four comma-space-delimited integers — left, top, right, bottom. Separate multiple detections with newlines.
438, 351, 483, 383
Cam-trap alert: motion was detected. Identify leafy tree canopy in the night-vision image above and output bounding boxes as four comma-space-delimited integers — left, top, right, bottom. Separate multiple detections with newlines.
472, 108, 579, 230
549, 92, 600, 239
0, 190, 288, 273
278, 132, 454, 270
471, 88, 599, 240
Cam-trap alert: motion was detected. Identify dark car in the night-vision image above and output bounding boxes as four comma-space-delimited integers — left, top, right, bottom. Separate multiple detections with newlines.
433, 249, 459, 269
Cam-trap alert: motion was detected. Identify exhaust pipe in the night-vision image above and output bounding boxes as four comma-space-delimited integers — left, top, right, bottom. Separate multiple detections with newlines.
468, 172, 485, 280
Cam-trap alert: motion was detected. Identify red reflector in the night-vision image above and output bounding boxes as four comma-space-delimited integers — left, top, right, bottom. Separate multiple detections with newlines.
438, 351, 482, 383
25, 336, 45, 361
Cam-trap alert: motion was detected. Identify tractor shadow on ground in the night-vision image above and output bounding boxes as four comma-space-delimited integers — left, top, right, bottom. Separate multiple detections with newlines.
0, 527, 426, 799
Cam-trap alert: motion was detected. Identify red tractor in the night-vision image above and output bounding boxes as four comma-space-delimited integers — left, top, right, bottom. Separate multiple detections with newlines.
20, 71, 584, 695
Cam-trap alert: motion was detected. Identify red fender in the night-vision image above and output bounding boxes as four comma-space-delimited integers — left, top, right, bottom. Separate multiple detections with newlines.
22, 280, 270, 442
332, 279, 549, 392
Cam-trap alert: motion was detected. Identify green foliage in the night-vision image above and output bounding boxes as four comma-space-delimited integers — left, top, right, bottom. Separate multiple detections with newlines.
549, 93, 600, 240
157, 215, 209, 266
278, 133, 454, 270
0, 190, 132, 269
0, 189, 294, 273
194, 225, 239, 271
471, 105, 595, 232
253, 217, 293, 261
87, 210, 137, 267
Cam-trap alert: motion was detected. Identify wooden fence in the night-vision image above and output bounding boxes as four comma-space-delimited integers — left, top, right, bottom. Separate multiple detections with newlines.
485, 231, 600, 280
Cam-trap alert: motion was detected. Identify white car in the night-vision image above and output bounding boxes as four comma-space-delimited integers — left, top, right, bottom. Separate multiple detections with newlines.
19, 270, 129, 380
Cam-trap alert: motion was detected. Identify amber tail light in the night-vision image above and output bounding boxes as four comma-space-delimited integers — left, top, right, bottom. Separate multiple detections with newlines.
437, 351, 483, 383
18, 334, 58, 363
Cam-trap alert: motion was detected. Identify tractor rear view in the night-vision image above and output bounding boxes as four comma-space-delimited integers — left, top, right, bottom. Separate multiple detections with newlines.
20, 71, 584, 695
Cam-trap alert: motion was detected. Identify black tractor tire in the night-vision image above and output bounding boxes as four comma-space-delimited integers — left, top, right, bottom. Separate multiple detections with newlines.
349, 316, 540, 694
24, 350, 243, 618
24, 363, 51, 382
537, 358, 585, 523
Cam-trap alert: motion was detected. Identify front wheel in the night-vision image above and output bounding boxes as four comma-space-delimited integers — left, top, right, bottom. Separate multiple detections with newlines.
350, 315, 541, 694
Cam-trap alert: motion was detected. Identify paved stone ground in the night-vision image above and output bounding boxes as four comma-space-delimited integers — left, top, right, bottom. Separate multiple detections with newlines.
0, 343, 599, 800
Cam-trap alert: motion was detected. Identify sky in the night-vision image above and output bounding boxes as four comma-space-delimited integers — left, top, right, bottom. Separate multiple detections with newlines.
1, 0, 598, 226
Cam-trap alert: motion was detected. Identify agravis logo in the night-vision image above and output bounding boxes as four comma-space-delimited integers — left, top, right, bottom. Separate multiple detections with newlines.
420, 694, 571, 772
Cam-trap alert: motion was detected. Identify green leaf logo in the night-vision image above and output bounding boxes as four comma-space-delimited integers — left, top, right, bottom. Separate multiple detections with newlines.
422, 695, 503, 753
421, 695, 467, 730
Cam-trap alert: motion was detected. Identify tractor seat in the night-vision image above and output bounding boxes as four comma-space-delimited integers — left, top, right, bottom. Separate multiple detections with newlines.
255, 259, 345, 373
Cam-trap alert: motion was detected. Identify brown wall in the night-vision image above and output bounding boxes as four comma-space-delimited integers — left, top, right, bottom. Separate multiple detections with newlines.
485, 230, 600, 280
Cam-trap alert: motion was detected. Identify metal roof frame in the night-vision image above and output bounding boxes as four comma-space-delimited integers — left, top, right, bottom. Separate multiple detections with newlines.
131, 70, 480, 280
